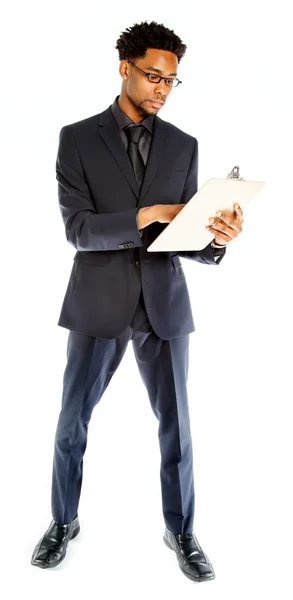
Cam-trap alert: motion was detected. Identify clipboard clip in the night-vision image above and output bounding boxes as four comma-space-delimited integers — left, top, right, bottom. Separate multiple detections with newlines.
227, 166, 244, 181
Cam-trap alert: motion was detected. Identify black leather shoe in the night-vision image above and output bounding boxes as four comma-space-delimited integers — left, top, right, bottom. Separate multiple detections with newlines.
163, 527, 215, 582
31, 515, 80, 569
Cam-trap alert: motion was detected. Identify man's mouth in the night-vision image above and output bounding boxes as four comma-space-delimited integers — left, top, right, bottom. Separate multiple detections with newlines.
148, 99, 164, 108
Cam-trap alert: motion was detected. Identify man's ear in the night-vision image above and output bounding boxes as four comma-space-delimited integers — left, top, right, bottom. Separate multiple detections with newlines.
119, 60, 129, 80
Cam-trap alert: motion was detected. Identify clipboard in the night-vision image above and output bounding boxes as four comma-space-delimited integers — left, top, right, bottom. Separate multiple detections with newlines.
147, 166, 266, 252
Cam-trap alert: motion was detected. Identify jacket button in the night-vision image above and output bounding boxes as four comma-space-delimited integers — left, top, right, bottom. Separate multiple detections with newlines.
135, 261, 140, 267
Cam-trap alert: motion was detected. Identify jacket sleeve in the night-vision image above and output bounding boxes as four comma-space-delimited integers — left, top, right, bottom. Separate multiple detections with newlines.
56, 125, 144, 251
178, 139, 226, 266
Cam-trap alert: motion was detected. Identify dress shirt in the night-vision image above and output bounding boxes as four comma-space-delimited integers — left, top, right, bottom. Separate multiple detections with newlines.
111, 95, 154, 165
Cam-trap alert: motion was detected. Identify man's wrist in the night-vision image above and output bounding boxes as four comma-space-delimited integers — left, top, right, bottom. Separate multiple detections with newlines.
137, 206, 157, 229
211, 239, 227, 248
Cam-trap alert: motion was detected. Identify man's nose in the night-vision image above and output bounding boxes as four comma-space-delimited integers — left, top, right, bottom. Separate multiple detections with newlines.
153, 80, 168, 96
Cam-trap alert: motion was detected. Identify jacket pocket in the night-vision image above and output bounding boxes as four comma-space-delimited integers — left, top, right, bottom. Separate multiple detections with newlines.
73, 251, 110, 266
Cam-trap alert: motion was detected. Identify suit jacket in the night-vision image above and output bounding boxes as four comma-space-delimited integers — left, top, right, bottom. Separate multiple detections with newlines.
56, 105, 226, 339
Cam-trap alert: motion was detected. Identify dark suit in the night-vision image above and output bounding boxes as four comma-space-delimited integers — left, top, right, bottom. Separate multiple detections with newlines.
51, 101, 225, 533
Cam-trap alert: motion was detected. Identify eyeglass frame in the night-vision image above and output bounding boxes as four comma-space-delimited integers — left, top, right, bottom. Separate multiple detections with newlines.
127, 60, 182, 88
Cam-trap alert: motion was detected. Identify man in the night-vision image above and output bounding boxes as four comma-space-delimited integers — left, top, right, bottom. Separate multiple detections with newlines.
31, 21, 243, 581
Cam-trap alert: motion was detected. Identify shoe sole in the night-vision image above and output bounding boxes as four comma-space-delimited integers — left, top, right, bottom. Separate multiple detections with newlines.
31, 524, 80, 569
163, 536, 215, 583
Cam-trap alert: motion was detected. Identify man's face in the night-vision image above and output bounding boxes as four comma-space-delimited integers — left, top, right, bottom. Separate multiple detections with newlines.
120, 48, 178, 117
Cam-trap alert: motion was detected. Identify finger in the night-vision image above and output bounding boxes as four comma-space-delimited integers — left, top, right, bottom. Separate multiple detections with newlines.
234, 203, 244, 222
206, 226, 232, 244
213, 212, 242, 233
208, 219, 239, 238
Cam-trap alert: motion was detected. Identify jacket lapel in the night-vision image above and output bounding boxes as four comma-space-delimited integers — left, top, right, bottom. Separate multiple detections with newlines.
139, 116, 169, 204
97, 107, 140, 198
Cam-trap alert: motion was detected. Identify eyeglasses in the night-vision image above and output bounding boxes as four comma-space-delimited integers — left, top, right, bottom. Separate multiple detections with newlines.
127, 61, 182, 88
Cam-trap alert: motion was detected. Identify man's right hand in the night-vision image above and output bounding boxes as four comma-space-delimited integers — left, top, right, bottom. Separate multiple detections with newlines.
137, 204, 185, 229
155, 204, 185, 223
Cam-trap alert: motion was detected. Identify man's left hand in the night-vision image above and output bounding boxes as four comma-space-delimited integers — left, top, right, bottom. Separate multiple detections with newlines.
206, 203, 243, 245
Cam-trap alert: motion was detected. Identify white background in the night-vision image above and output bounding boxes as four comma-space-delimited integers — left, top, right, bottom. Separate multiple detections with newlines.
1, 1, 293, 598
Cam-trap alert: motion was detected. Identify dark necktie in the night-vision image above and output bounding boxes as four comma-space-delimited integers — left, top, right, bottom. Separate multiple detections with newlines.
125, 125, 145, 190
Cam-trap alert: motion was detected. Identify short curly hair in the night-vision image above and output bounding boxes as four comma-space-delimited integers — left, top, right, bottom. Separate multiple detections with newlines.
115, 21, 187, 64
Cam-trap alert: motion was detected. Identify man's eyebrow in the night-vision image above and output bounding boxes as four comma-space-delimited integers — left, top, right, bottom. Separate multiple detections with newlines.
145, 65, 177, 76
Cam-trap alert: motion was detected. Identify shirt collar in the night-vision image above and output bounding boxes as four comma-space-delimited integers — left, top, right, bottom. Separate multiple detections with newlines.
111, 95, 154, 134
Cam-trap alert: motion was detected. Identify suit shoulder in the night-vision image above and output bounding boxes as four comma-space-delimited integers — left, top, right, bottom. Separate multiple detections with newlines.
158, 117, 198, 145
59, 105, 113, 137
59, 113, 101, 135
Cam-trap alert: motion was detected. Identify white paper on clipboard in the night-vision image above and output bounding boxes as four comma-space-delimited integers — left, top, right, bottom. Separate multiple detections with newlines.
147, 177, 266, 252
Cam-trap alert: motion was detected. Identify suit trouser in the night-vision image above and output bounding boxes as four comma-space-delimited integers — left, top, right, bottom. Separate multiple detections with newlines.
51, 290, 195, 534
